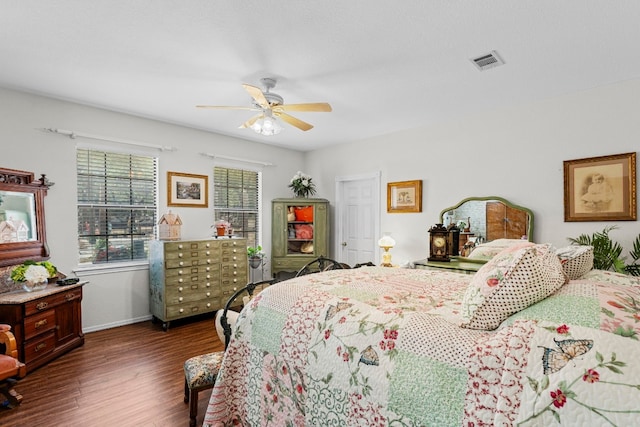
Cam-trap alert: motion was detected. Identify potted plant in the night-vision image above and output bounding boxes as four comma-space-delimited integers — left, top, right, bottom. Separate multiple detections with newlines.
213, 220, 231, 237
567, 226, 640, 276
247, 245, 264, 269
288, 171, 317, 198
10, 260, 58, 292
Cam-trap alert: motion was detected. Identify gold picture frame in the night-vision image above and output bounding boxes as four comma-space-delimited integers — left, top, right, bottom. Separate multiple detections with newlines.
167, 172, 209, 208
387, 180, 422, 213
563, 152, 636, 221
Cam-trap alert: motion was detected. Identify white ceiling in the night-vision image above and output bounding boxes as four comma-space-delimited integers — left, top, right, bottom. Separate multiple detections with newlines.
1, 1, 639, 151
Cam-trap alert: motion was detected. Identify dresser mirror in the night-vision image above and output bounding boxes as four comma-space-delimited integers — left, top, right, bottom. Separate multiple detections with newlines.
0, 167, 51, 267
439, 196, 534, 256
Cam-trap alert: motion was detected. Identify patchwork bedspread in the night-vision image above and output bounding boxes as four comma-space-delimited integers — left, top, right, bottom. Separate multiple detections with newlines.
204, 267, 640, 426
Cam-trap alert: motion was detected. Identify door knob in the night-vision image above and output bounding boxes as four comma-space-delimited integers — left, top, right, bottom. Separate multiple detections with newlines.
341, 242, 347, 246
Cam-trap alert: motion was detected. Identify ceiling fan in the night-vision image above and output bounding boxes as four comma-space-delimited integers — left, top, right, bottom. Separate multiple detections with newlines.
196, 78, 332, 135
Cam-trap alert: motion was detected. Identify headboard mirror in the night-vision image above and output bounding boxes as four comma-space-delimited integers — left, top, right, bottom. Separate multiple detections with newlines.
439, 196, 534, 244
0, 167, 52, 267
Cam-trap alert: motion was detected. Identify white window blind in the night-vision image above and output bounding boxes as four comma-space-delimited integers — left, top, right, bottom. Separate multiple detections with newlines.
213, 167, 260, 248
76, 148, 157, 264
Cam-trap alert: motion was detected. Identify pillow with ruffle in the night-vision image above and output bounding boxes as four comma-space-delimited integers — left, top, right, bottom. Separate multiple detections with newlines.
460, 243, 566, 330
556, 245, 594, 280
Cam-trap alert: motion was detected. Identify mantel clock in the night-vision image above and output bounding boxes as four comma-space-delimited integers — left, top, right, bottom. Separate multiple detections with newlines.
428, 223, 450, 262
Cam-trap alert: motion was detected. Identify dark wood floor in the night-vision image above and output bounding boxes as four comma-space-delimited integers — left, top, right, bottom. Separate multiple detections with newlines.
0, 314, 223, 427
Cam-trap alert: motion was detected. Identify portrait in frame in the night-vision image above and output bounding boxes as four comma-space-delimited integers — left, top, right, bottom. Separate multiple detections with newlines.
387, 180, 422, 213
167, 171, 209, 208
563, 152, 636, 221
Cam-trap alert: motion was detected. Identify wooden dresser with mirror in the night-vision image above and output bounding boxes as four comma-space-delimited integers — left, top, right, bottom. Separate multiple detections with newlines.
415, 196, 534, 273
0, 167, 85, 373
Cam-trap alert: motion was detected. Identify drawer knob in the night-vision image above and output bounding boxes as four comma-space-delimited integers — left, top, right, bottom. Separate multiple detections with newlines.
178, 253, 183, 258
206, 243, 210, 248
36, 302, 49, 311
179, 297, 183, 302
178, 269, 183, 275
206, 283, 210, 287
233, 256, 237, 261
206, 292, 210, 297
179, 261, 184, 266
178, 278, 183, 283
233, 271, 237, 276
207, 259, 211, 264
178, 287, 183, 292
233, 263, 237, 268
206, 274, 210, 279
233, 278, 237, 283
65, 293, 77, 301
206, 303, 211, 308
179, 308, 184, 313
233, 249, 237, 253
206, 251, 210, 255
35, 319, 48, 329
206, 267, 210, 272
35, 342, 47, 352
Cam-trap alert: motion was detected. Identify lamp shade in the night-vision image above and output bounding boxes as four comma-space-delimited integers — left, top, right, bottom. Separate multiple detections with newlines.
378, 233, 396, 248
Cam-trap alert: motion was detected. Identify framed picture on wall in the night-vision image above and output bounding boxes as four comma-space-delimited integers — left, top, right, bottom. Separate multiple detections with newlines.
387, 180, 422, 213
563, 152, 636, 221
167, 171, 209, 208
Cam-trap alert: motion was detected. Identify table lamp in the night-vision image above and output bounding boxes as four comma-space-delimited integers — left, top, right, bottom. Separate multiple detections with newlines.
378, 232, 396, 267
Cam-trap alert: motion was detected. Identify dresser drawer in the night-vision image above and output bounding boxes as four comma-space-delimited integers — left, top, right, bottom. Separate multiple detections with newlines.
165, 300, 219, 319
165, 272, 220, 287
164, 240, 217, 252
165, 256, 217, 269
24, 309, 56, 340
24, 331, 56, 362
25, 288, 83, 317
165, 264, 220, 278
165, 287, 222, 304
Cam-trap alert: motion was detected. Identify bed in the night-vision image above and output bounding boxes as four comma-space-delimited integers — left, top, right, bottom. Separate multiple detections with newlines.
203, 244, 640, 426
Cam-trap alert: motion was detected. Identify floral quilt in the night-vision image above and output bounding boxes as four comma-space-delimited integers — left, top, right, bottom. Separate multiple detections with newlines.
204, 267, 640, 426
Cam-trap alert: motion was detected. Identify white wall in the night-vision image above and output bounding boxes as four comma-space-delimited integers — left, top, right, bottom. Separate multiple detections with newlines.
0, 86, 304, 331
306, 79, 640, 266
1, 79, 638, 332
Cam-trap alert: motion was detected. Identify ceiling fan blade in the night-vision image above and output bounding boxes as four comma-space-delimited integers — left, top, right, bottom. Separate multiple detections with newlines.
242, 84, 270, 109
275, 112, 314, 131
273, 102, 332, 113
239, 114, 263, 129
196, 105, 256, 111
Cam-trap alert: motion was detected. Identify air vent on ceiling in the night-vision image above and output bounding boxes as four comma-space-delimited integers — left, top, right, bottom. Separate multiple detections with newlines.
470, 50, 505, 71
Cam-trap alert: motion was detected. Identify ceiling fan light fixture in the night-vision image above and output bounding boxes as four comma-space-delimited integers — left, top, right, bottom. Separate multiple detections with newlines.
251, 115, 282, 136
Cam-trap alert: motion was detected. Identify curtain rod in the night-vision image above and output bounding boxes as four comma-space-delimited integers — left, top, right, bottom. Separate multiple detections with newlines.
200, 152, 274, 167
37, 127, 177, 152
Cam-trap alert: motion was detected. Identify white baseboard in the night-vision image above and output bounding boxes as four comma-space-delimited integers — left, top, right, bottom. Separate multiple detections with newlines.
83, 314, 153, 333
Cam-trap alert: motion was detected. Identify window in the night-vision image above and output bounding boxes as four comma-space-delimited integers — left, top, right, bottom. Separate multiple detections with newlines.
77, 148, 157, 264
213, 167, 260, 248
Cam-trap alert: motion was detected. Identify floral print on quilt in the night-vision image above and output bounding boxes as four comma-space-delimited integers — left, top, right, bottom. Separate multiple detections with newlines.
203, 267, 640, 427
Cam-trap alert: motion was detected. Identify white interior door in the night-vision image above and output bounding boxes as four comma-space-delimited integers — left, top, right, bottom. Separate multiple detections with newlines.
335, 172, 381, 266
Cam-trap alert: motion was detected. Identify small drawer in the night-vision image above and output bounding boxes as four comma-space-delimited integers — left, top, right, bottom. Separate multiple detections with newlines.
24, 331, 56, 363
165, 300, 219, 319
24, 309, 56, 340
25, 288, 82, 317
